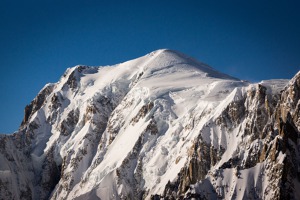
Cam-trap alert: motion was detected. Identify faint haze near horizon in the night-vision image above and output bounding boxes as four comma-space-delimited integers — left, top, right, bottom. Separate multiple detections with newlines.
0, 0, 299, 133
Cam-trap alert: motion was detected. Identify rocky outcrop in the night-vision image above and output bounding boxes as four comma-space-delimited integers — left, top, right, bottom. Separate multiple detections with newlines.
60, 109, 80, 136
21, 84, 54, 127
131, 102, 154, 124
39, 146, 61, 200
160, 136, 222, 199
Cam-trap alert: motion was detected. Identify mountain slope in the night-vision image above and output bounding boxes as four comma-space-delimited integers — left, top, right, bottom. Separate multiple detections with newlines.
0, 49, 299, 200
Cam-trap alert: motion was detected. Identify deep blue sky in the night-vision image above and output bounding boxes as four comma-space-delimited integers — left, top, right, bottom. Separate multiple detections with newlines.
0, 0, 299, 133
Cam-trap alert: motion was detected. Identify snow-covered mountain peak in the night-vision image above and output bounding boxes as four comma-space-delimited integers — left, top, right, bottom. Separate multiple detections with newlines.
1, 50, 299, 200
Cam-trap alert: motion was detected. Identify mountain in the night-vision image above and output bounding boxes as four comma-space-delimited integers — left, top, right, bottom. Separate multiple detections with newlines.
0, 49, 299, 200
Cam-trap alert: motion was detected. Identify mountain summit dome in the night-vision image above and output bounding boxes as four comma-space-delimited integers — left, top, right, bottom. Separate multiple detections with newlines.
119, 49, 239, 80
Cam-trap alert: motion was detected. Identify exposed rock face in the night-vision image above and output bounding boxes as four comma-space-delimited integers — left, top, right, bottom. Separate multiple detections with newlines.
0, 50, 299, 200
39, 146, 61, 200
131, 102, 154, 124
59, 109, 80, 136
21, 83, 54, 127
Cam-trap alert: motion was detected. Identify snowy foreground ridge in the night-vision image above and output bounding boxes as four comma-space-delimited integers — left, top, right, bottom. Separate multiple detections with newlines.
0, 49, 300, 200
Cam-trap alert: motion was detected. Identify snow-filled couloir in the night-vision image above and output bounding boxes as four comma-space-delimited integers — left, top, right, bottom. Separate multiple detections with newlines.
0, 49, 299, 200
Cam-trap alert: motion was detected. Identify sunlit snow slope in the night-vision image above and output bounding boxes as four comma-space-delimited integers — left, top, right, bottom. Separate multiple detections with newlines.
0, 49, 299, 200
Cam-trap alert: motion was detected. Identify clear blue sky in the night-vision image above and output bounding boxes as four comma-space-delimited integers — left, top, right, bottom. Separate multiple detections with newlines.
0, 0, 299, 133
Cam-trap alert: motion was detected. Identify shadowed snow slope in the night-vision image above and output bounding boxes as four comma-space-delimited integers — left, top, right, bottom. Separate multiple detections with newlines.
0, 49, 299, 200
